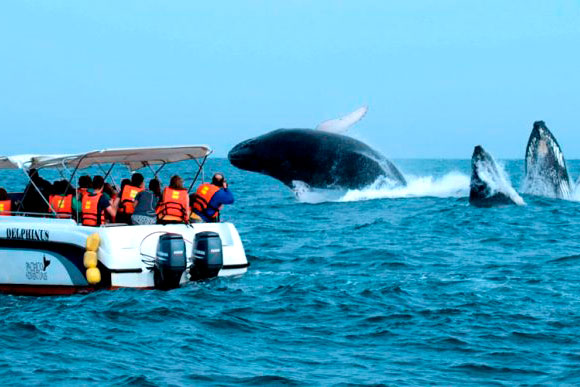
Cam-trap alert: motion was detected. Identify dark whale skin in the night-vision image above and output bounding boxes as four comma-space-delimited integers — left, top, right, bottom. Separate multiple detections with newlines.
469, 145, 517, 207
228, 129, 406, 190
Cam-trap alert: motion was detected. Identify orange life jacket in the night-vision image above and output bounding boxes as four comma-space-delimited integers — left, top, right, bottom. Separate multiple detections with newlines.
191, 183, 221, 220
118, 184, 143, 215
81, 192, 106, 226
49, 194, 73, 218
0, 200, 12, 216
78, 188, 89, 198
156, 188, 188, 222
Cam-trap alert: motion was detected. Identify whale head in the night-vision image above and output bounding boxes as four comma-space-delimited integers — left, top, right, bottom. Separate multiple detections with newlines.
471, 145, 502, 191
523, 121, 571, 198
526, 121, 565, 170
228, 137, 265, 172
228, 129, 321, 186
470, 145, 524, 207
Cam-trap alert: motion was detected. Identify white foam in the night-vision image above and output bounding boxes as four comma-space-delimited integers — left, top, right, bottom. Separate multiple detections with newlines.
292, 172, 470, 204
475, 158, 526, 206
570, 181, 580, 202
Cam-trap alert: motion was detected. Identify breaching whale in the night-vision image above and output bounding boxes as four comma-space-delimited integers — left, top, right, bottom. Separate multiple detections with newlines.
522, 121, 572, 199
469, 145, 524, 207
228, 107, 406, 190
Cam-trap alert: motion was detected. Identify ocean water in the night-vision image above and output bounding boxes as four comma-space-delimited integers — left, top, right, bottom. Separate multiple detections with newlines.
2, 158, 580, 385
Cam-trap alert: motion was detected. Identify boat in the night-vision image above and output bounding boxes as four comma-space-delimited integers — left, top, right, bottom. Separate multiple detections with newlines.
0, 146, 249, 295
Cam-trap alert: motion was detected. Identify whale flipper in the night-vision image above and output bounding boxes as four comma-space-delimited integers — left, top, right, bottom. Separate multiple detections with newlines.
522, 121, 572, 199
315, 106, 368, 134
469, 145, 524, 207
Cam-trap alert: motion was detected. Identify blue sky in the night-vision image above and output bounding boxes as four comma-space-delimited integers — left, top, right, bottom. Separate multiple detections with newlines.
1, 1, 579, 158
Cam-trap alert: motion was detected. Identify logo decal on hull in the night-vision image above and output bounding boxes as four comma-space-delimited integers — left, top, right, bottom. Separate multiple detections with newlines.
43, 256, 51, 271
25, 255, 51, 281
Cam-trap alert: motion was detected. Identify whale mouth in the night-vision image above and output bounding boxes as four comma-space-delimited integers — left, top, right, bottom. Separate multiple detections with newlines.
228, 139, 261, 171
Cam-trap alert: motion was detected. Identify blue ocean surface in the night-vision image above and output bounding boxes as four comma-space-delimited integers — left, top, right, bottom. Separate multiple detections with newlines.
2, 158, 580, 386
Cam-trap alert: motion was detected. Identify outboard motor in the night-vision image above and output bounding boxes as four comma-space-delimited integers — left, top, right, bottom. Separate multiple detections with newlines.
154, 233, 186, 290
190, 232, 223, 280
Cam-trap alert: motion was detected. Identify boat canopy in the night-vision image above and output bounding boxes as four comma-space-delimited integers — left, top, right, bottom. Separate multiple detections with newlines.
0, 155, 66, 170
28, 145, 212, 171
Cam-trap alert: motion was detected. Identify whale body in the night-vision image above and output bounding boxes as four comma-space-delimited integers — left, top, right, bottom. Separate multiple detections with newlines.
228, 128, 406, 190
469, 145, 524, 207
522, 121, 572, 199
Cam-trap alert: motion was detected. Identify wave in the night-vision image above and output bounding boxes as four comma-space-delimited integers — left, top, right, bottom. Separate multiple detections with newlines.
293, 171, 470, 203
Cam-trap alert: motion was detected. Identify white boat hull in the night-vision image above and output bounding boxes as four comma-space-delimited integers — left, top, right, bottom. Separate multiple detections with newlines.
0, 217, 248, 295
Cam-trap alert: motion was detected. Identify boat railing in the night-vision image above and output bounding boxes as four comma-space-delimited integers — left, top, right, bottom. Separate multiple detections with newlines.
2, 211, 74, 219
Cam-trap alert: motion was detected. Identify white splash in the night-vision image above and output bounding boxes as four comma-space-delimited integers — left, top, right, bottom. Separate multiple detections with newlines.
475, 158, 526, 206
570, 181, 580, 202
292, 172, 470, 204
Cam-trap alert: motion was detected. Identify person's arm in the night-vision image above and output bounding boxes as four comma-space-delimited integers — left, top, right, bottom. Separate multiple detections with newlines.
112, 196, 120, 211
100, 196, 117, 222
106, 204, 117, 220
213, 188, 234, 206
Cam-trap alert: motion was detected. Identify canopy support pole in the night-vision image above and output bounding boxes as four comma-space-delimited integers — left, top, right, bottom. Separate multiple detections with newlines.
69, 153, 89, 185
154, 163, 166, 177
188, 155, 208, 193
144, 161, 166, 179
150, 163, 167, 189
70, 156, 87, 223
103, 163, 116, 180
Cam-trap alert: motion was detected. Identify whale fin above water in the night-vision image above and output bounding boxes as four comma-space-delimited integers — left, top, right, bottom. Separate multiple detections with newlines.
469, 145, 525, 207
315, 106, 368, 134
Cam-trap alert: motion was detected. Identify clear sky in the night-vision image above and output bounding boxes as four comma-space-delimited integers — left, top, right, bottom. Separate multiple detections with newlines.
1, 1, 579, 158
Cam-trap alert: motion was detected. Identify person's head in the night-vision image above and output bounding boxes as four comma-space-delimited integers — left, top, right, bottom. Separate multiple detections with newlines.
78, 175, 92, 189
149, 178, 161, 197
92, 175, 105, 191
211, 173, 225, 188
53, 180, 66, 195
0, 188, 8, 200
169, 175, 184, 190
120, 178, 131, 191
131, 173, 144, 188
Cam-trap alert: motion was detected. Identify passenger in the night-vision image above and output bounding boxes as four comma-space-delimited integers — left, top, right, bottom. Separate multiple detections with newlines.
77, 175, 92, 198
48, 180, 73, 218
156, 175, 189, 224
150, 178, 162, 200
72, 175, 92, 217
116, 174, 144, 224
0, 188, 12, 216
119, 178, 131, 195
191, 173, 234, 223
132, 179, 161, 225
81, 176, 116, 227
103, 183, 119, 223
20, 168, 52, 215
